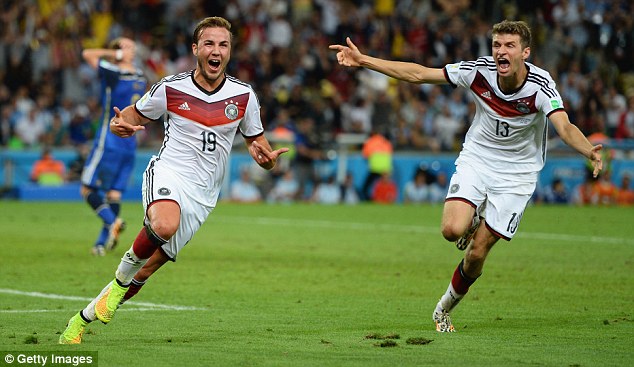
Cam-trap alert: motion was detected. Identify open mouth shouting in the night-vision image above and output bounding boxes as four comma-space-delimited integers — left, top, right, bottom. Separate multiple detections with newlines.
497, 57, 510, 74
208, 59, 222, 73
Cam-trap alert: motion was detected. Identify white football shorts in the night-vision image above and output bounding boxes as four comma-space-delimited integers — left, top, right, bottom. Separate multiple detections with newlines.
446, 162, 536, 240
142, 159, 216, 259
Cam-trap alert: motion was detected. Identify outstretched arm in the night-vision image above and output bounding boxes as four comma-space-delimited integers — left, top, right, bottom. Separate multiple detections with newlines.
550, 111, 603, 177
329, 37, 447, 84
245, 135, 290, 170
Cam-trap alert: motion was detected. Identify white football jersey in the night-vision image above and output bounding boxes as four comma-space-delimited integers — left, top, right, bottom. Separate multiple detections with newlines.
135, 71, 264, 202
444, 56, 565, 182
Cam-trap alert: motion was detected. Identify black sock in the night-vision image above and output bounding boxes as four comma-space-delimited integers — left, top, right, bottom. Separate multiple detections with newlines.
108, 200, 121, 217
78, 310, 92, 324
86, 191, 104, 211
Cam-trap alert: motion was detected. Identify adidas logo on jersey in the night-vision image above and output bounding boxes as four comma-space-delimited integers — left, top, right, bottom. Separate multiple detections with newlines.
480, 91, 492, 100
178, 102, 191, 111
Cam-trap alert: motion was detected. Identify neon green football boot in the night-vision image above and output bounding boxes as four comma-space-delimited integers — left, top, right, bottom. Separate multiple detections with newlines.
95, 279, 128, 324
59, 312, 88, 344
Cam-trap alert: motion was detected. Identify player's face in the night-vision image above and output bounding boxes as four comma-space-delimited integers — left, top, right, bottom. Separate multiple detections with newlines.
193, 27, 231, 88
492, 33, 530, 79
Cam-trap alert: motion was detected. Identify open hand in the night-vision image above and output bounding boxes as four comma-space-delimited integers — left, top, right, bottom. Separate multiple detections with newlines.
589, 144, 603, 178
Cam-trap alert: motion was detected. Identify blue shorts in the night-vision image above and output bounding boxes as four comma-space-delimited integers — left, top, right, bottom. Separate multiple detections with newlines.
81, 146, 135, 192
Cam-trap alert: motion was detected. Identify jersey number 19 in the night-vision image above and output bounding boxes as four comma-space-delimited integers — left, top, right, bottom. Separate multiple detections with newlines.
200, 131, 217, 152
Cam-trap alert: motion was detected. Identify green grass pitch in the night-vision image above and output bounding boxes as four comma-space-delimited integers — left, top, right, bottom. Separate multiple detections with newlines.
0, 201, 632, 366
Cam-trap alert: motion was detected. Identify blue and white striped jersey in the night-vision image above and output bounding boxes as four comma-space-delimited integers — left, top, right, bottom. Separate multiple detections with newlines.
95, 59, 147, 152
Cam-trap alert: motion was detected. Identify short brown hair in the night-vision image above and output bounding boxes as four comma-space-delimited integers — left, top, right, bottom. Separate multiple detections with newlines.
492, 20, 531, 49
192, 16, 233, 45
107, 37, 124, 50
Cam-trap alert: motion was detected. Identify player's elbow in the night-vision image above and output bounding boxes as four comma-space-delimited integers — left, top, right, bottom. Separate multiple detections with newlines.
81, 50, 97, 67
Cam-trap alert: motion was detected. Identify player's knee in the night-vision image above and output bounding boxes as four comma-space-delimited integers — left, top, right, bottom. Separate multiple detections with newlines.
106, 190, 122, 202
147, 218, 178, 241
440, 222, 462, 241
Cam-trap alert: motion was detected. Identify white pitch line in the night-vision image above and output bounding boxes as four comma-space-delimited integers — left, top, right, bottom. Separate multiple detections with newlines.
0, 288, 206, 311
0, 309, 69, 313
0, 308, 188, 314
217, 215, 634, 245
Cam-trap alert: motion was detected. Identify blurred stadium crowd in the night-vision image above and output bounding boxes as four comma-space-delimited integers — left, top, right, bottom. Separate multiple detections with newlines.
2, 0, 634, 152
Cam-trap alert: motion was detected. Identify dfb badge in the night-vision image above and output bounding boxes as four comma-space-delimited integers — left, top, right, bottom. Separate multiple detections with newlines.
515, 101, 530, 114
158, 187, 171, 196
450, 184, 460, 194
225, 101, 238, 120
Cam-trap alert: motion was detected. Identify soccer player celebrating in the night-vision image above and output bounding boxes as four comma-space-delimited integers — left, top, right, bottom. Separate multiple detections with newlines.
80, 37, 147, 256
59, 16, 289, 344
329, 20, 603, 332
